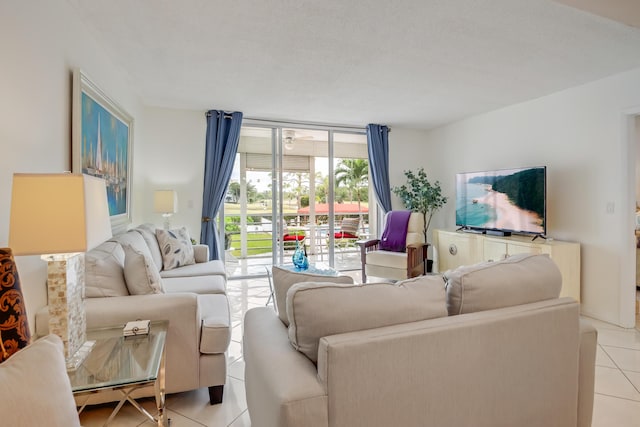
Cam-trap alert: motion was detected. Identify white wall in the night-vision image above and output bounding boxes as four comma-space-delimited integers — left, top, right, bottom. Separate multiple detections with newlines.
394, 67, 640, 327
136, 107, 207, 237
0, 0, 141, 330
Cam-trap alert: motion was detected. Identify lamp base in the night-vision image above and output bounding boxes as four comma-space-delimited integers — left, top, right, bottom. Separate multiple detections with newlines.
162, 213, 173, 230
43, 253, 89, 366
66, 340, 96, 371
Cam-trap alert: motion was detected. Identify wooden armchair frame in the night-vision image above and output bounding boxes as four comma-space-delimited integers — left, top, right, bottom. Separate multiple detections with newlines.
356, 238, 429, 283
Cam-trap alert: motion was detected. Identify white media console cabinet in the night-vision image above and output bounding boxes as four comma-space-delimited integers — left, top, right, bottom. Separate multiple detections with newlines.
432, 229, 581, 302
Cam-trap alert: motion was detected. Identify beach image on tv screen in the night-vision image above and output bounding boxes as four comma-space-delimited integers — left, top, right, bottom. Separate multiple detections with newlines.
456, 167, 545, 234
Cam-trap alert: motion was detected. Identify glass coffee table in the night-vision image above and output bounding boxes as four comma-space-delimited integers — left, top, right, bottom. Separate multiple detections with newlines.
69, 320, 169, 427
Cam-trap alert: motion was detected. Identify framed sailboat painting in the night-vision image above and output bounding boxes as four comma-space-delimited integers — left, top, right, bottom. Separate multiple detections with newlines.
72, 69, 133, 234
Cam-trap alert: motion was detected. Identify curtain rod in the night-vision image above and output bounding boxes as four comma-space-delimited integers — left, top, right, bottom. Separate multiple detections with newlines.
205, 113, 391, 132
205, 111, 235, 119
243, 117, 371, 132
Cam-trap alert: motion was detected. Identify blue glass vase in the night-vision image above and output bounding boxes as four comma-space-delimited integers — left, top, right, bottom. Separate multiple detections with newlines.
292, 240, 308, 271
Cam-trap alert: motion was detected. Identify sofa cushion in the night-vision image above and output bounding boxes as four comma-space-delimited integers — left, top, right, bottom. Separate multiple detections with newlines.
85, 241, 129, 297
156, 227, 196, 271
162, 275, 227, 295
0, 334, 81, 426
133, 223, 163, 271
123, 244, 164, 295
272, 265, 354, 327
444, 253, 562, 316
198, 294, 231, 354
159, 259, 227, 279
287, 275, 447, 363
365, 250, 408, 269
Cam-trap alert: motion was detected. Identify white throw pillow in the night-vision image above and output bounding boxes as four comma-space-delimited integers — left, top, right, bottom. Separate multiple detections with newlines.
122, 244, 164, 295
84, 240, 129, 297
133, 223, 163, 271
272, 265, 354, 326
156, 227, 196, 271
0, 335, 82, 427
444, 253, 562, 315
287, 275, 447, 363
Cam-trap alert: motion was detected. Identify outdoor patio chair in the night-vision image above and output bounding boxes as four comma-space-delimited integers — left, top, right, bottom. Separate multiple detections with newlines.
333, 217, 361, 256
280, 226, 305, 251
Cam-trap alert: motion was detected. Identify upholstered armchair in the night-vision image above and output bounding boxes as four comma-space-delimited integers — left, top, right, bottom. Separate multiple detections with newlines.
357, 212, 428, 282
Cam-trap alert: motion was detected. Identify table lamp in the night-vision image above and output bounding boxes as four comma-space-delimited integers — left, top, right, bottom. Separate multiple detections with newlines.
9, 173, 112, 369
154, 190, 178, 230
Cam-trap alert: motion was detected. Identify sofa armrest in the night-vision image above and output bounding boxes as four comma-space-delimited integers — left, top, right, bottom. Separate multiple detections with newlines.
578, 319, 597, 427
194, 244, 210, 263
243, 307, 328, 427
83, 293, 199, 329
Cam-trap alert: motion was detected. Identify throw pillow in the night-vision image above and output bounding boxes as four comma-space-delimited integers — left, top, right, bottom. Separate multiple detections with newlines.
272, 266, 354, 326
133, 223, 163, 271
444, 253, 562, 316
122, 244, 164, 295
0, 334, 82, 426
156, 227, 196, 271
84, 240, 129, 297
286, 275, 447, 363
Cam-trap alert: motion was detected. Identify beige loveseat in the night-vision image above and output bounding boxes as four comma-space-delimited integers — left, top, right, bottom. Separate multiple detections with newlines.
36, 224, 230, 404
243, 253, 597, 427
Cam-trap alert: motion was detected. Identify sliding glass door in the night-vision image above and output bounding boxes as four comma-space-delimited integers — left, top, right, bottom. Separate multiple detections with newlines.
222, 123, 371, 278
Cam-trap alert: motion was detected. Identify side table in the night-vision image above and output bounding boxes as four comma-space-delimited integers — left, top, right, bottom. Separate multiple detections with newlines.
68, 320, 169, 427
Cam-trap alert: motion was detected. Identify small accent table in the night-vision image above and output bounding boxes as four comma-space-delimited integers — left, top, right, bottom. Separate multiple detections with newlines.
68, 320, 169, 427
265, 263, 340, 306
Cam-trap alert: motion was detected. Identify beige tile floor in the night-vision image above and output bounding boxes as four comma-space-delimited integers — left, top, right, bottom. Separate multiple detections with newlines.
80, 274, 640, 426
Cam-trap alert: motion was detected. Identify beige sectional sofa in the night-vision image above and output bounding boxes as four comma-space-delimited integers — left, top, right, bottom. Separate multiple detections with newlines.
36, 224, 230, 404
243, 253, 597, 427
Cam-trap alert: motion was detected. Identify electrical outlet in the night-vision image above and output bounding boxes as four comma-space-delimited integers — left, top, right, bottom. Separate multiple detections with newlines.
606, 202, 615, 214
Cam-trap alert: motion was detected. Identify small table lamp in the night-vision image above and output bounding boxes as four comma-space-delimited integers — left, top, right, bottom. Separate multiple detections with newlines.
9, 173, 112, 369
154, 190, 178, 230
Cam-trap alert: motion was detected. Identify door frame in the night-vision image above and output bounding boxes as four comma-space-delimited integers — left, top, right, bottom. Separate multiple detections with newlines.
622, 108, 640, 328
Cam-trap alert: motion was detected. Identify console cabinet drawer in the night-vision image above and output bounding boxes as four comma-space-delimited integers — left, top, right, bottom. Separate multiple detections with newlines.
433, 229, 580, 301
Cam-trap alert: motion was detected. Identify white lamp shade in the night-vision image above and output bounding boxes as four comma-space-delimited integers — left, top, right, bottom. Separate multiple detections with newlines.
154, 190, 178, 214
9, 173, 113, 256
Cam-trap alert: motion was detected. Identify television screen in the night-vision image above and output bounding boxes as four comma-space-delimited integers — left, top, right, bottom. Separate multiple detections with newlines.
455, 166, 546, 235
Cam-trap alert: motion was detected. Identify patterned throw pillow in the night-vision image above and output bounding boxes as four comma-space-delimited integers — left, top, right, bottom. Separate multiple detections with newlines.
155, 227, 196, 271
0, 248, 30, 362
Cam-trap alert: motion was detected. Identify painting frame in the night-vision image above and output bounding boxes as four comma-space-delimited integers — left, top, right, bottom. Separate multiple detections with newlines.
72, 69, 133, 235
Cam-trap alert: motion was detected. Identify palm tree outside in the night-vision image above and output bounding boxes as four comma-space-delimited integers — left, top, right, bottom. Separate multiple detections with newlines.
335, 159, 369, 211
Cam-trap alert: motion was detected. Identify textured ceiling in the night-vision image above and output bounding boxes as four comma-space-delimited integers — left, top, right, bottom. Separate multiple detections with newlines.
66, 0, 640, 129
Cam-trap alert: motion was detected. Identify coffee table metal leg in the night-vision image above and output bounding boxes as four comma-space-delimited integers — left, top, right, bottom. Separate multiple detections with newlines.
265, 266, 274, 307
154, 347, 167, 426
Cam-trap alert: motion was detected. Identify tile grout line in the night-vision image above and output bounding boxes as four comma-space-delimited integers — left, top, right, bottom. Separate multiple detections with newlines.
595, 391, 640, 404
227, 409, 248, 427
599, 344, 640, 396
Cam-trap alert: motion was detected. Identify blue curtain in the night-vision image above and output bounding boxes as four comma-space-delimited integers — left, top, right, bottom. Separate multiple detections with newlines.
200, 110, 243, 260
366, 124, 392, 213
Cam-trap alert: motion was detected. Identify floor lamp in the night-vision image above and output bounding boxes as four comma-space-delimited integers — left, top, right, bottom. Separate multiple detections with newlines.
9, 173, 112, 369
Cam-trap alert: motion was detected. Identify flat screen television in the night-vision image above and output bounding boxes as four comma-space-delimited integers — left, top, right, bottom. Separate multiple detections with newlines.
455, 166, 546, 236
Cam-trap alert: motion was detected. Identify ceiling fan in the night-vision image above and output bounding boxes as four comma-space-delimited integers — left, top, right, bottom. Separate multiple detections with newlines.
283, 129, 313, 151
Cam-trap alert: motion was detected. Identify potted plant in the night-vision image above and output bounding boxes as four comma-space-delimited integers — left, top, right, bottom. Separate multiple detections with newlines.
392, 167, 447, 272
